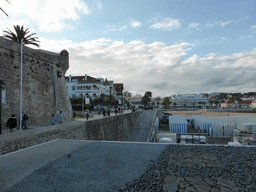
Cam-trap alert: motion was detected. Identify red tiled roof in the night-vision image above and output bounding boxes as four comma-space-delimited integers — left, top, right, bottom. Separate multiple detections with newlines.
238, 100, 252, 104
114, 83, 123, 90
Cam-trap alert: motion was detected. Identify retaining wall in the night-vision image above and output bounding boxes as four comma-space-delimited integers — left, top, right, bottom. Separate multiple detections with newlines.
0, 111, 142, 155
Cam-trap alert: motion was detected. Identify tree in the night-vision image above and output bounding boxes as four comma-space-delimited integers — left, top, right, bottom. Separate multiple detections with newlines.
162, 97, 171, 108
141, 91, 152, 106
3, 25, 40, 47
1, 0, 10, 17
145, 91, 152, 98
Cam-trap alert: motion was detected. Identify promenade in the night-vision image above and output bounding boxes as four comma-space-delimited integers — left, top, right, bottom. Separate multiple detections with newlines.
0, 110, 132, 141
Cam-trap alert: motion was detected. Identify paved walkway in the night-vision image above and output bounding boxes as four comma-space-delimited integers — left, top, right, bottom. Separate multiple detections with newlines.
0, 110, 132, 141
0, 140, 168, 191
128, 110, 156, 142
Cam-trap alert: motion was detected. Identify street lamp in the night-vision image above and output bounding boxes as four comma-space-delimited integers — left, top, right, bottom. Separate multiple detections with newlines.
0, 79, 5, 135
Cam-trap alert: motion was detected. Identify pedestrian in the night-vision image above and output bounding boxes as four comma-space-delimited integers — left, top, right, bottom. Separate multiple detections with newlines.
102, 108, 106, 117
107, 109, 110, 117
86, 110, 89, 120
22, 113, 29, 129
118, 106, 121, 114
57, 111, 64, 124
50, 114, 57, 125
98, 108, 101, 115
6, 114, 17, 133
115, 108, 118, 115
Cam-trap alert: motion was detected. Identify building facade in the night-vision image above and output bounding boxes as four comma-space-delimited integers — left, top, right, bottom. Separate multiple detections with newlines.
170, 93, 210, 108
65, 74, 116, 100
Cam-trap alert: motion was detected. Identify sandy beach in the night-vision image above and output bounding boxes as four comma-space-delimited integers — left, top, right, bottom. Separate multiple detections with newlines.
163, 109, 256, 118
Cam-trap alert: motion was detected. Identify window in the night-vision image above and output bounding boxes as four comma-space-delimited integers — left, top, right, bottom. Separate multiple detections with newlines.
72, 86, 75, 90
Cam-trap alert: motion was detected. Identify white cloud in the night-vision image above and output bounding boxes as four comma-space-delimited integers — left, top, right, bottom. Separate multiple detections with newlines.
107, 25, 127, 32
251, 25, 256, 30
3, 0, 89, 32
206, 20, 233, 28
37, 37, 256, 97
130, 21, 142, 28
239, 35, 253, 39
189, 22, 200, 28
149, 18, 181, 30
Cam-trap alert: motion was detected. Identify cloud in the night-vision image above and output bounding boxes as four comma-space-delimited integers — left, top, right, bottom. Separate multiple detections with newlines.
130, 21, 142, 28
107, 25, 127, 32
206, 20, 233, 28
149, 18, 181, 30
38, 38, 256, 97
251, 25, 256, 30
189, 22, 200, 29
239, 35, 253, 39
2, 0, 89, 32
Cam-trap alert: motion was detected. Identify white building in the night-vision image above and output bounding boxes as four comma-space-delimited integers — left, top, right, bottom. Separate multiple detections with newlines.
170, 93, 210, 108
65, 74, 116, 100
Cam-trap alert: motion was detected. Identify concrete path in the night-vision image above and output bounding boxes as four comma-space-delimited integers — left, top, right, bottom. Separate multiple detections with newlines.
0, 139, 168, 192
128, 110, 156, 142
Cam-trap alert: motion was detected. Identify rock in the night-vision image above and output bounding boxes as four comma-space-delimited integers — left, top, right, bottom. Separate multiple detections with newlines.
203, 178, 216, 186
163, 182, 179, 192
211, 187, 220, 192
163, 175, 176, 183
189, 180, 211, 192
185, 186, 196, 192
179, 181, 190, 189
217, 178, 236, 189
185, 177, 201, 182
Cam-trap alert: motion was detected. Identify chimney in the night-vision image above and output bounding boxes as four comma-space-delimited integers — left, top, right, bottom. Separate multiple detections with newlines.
85, 74, 87, 81
69, 75, 71, 82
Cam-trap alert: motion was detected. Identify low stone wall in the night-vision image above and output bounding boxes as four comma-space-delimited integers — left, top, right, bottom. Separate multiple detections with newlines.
0, 111, 142, 155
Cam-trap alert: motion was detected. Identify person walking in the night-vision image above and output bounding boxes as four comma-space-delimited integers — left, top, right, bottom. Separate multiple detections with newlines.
86, 110, 89, 120
102, 108, 106, 117
6, 114, 17, 133
50, 114, 57, 125
22, 113, 29, 129
107, 109, 110, 117
57, 111, 64, 124
98, 108, 101, 115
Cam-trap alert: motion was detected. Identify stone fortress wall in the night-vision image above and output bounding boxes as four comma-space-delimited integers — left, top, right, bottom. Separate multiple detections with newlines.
0, 37, 73, 126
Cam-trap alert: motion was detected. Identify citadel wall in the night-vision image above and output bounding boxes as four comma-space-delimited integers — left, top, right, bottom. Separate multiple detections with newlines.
0, 37, 73, 127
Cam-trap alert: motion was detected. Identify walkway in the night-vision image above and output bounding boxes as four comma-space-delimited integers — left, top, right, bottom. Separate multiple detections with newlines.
128, 110, 156, 142
0, 140, 168, 191
0, 110, 132, 141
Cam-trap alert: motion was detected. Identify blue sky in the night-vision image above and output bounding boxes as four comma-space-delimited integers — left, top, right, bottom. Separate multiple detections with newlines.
1, 0, 256, 97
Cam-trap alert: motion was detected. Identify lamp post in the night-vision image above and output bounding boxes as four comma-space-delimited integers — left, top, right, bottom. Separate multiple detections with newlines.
20, 39, 23, 131
0, 79, 5, 135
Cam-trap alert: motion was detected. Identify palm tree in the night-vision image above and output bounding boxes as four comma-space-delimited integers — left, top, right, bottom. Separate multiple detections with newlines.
3, 25, 40, 47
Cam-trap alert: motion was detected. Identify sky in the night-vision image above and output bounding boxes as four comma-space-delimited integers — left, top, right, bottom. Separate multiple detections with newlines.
1, 0, 256, 98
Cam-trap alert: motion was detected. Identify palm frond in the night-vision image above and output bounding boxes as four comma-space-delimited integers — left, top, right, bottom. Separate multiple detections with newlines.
2, 25, 40, 47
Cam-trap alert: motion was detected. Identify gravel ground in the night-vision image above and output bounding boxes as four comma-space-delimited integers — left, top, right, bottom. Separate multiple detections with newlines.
122, 144, 256, 192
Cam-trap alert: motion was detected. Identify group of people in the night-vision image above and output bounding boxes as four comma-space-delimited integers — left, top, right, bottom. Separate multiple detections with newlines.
99, 108, 111, 117
114, 106, 123, 115
50, 111, 64, 125
6, 113, 29, 133
5, 111, 65, 133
